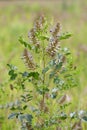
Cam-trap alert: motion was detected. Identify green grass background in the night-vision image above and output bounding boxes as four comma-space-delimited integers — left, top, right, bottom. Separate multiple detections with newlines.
0, 0, 87, 129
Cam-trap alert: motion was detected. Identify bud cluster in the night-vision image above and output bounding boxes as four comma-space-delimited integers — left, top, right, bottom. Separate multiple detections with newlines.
46, 22, 61, 57
22, 49, 36, 70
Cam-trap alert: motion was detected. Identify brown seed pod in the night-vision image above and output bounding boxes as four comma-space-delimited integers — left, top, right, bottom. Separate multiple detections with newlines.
58, 94, 66, 104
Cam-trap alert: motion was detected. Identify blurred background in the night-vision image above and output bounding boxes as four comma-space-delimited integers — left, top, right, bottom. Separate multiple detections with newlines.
0, 0, 87, 129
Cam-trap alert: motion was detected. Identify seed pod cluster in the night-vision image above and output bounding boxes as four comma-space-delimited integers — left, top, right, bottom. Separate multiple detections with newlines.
28, 28, 40, 47
34, 14, 45, 31
28, 15, 45, 47
51, 23, 61, 38
22, 49, 36, 70
46, 22, 61, 57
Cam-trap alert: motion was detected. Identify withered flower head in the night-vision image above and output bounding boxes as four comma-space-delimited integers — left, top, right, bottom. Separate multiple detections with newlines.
22, 49, 36, 70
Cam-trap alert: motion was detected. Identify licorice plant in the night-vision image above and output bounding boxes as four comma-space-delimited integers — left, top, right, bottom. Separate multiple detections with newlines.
4, 15, 87, 130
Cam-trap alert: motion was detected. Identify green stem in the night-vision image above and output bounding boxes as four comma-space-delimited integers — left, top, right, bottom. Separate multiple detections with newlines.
42, 41, 45, 106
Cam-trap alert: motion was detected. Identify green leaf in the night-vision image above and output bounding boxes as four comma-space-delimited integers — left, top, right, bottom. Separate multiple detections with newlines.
64, 74, 72, 78
51, 93, 57, 99
28, 72, 39, 80
10, 73, 17, 80
15, 100, 21, 106
55, 62, 63, 70
7, 64, 17, 70
8, 70, 14, 75
54, 76, 60, 84
82, 116, 87, 121
49, 60, 55, 67
18, 114, 24, 122
19, 36, 31, 50
23, 105, 27, 110
24, 114, 33, 123
49, 71, 55, 79
22, 71, 29, 77
60, 112, 67, 120
8, 113, 18, 119
37, 86, 49, 95
39, 36, 49, 40
18, 114, 33, 123
7, 64, 18, 80
78, 110, 87, 122
9, 102, 14, 108
42, 67, 49, 74
60, 103, 71, 109
59, 32, 72, 40
62, 47, 71, 55
70, 112, 77, 119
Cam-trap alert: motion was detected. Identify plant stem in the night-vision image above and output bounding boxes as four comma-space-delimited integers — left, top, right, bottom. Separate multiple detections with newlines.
42, 41, 45, 106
